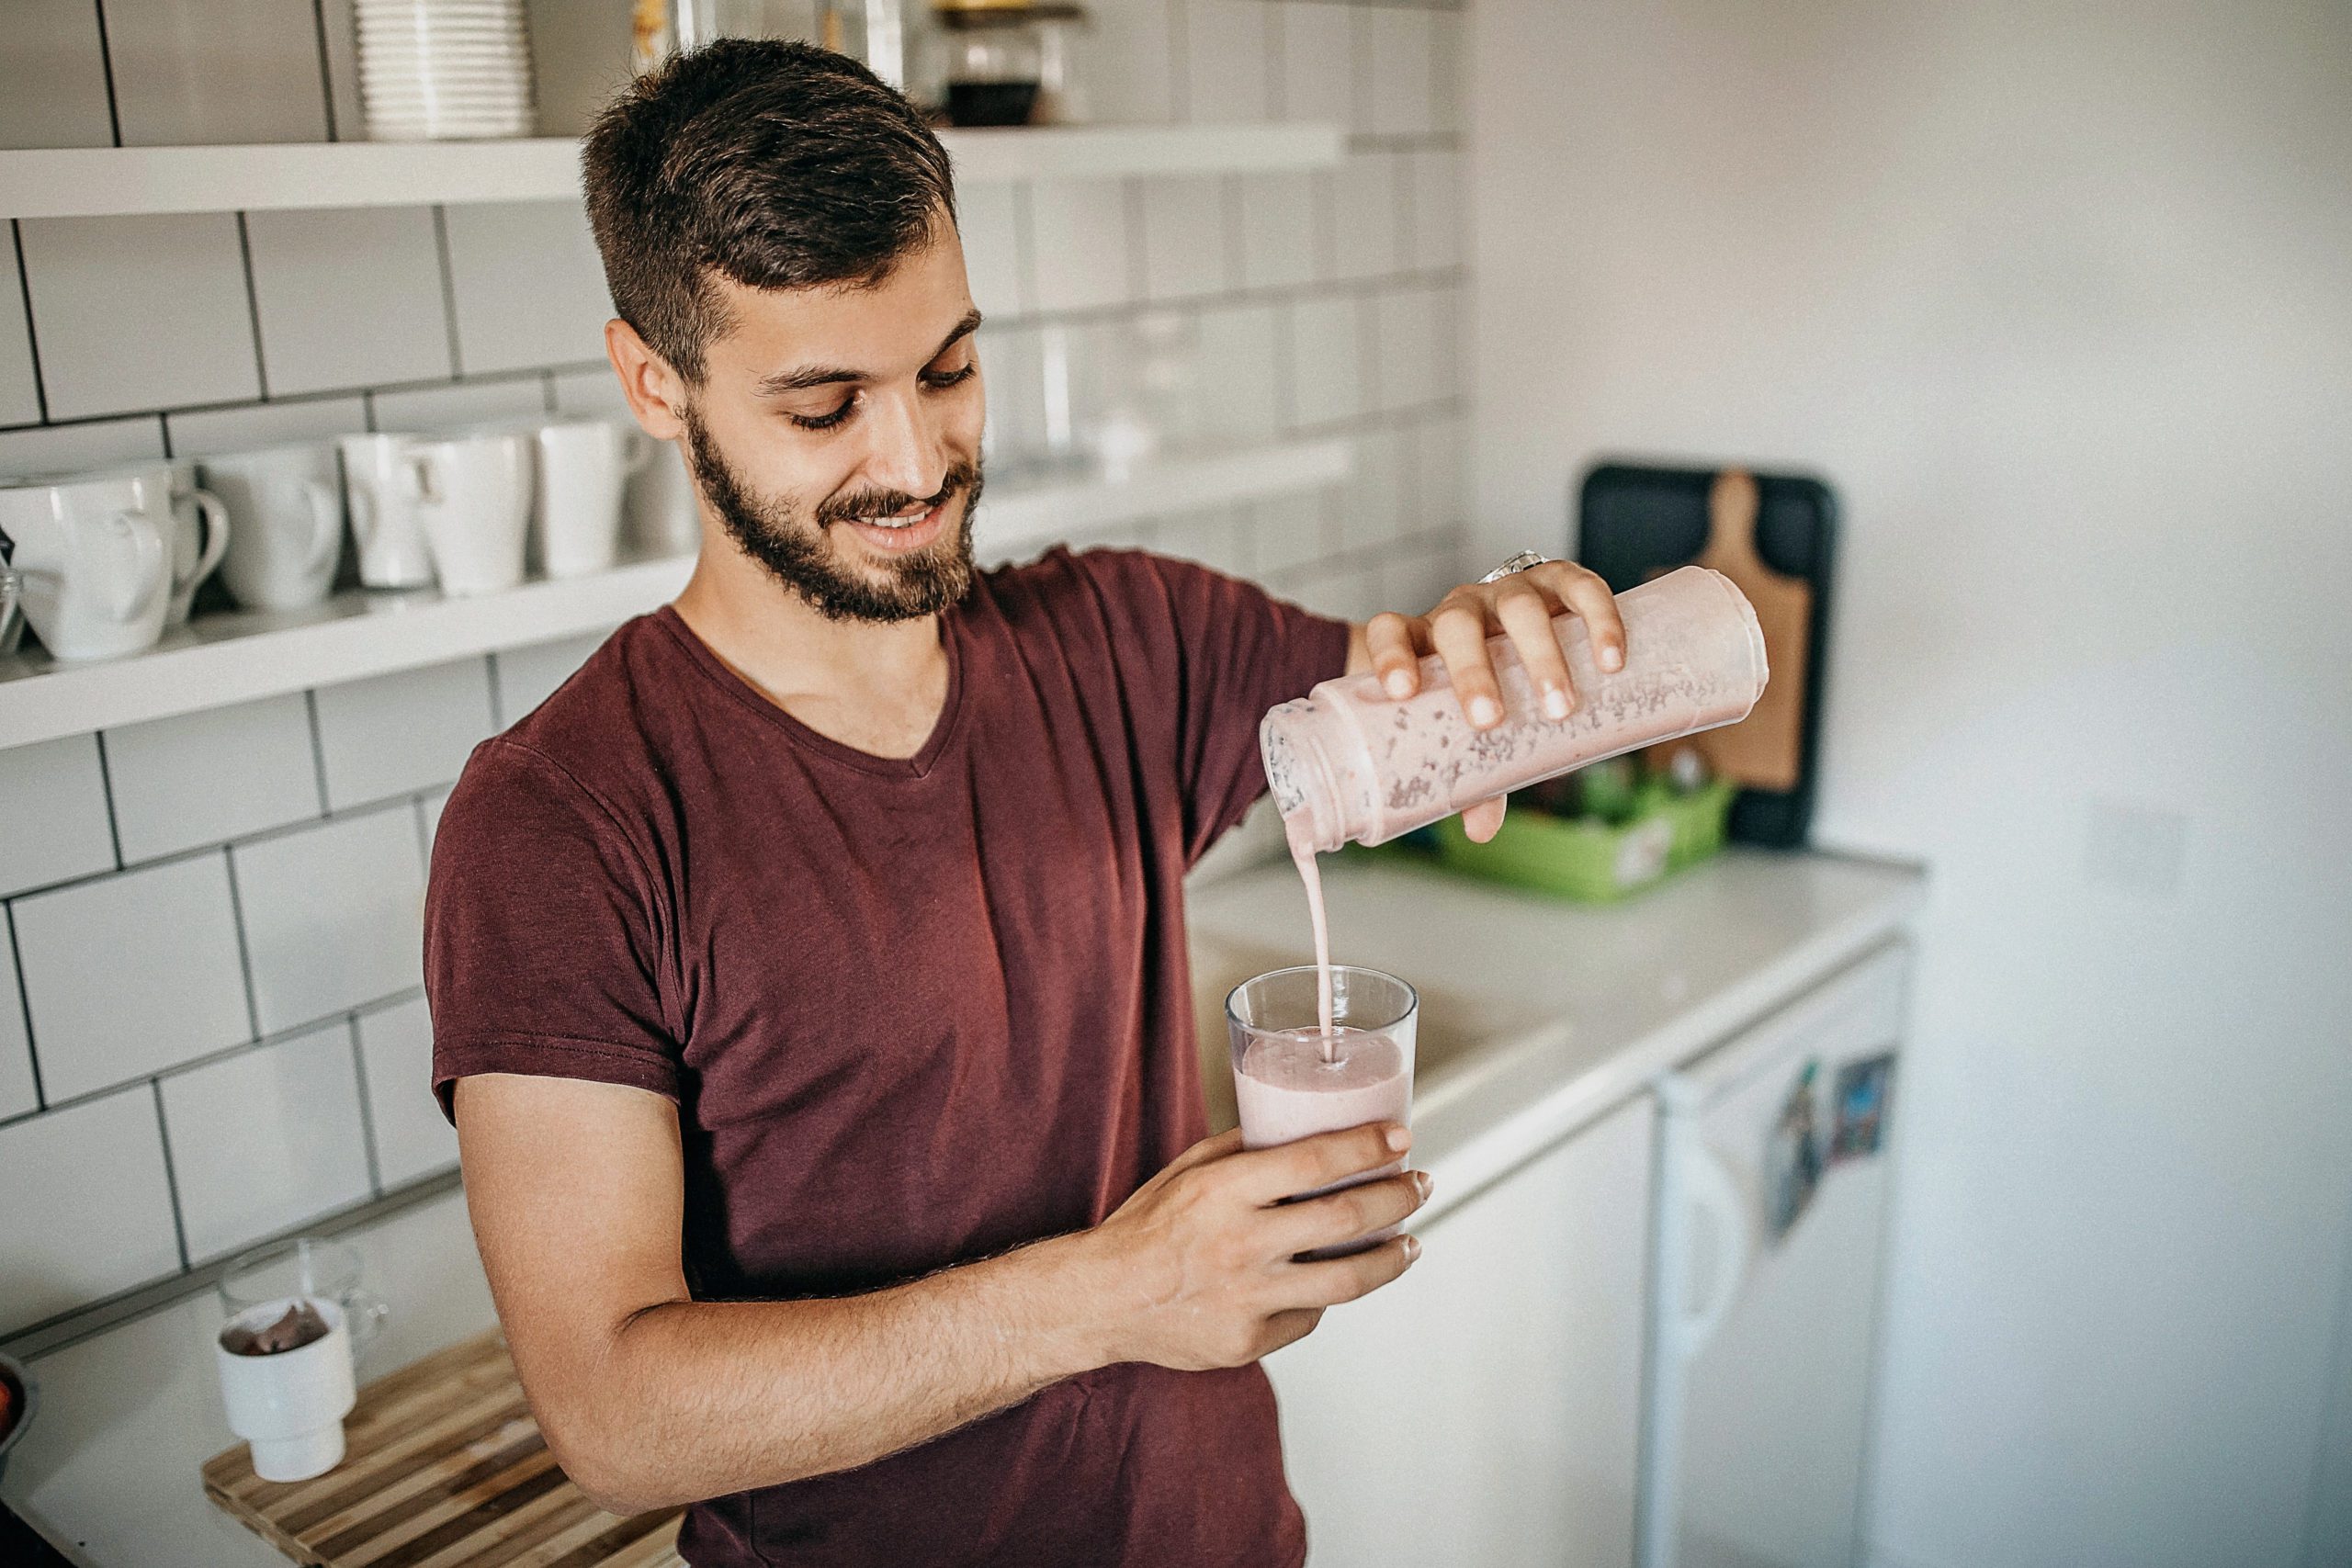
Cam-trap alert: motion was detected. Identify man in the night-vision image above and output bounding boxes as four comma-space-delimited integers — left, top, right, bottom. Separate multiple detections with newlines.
424, 39, 1627, 1568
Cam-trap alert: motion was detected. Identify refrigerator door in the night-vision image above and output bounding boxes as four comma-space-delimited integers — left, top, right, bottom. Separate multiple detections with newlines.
1640, 940, 1910, 1568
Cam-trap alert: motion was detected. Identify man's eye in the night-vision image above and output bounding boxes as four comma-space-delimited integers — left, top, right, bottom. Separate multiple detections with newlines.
922, 363, 978, 389
788, 395, 857, 431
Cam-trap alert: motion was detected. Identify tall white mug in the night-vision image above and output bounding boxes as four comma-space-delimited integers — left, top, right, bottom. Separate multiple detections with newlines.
213, 1295, 358, 1483
0, 472, 171, 661
82, 459, 231, 626
529, 418, 654, 579
412, 433, 533, 597
338, 433, 435, 591
200, 444, 345, 612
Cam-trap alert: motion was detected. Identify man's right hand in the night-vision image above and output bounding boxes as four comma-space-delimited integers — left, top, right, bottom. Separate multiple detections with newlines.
1072, 1124, 1430, 1372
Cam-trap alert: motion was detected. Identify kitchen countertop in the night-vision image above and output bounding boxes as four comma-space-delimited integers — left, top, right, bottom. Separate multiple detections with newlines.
0, 846, 1923, 1567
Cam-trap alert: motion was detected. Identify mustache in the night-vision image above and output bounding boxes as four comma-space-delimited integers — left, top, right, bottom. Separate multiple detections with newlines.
817, 461, 983, 527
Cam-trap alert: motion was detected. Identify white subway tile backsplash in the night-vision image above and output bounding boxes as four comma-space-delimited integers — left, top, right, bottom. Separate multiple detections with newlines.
1430, 9, 1464, 137
980, 321, 1048, 469
1279, 4, 1352, 128
0, 1087, 178, 1334
165, 394, 369, 459
1286, 295, 1365, 430
1250, 490, 1336, 579
1374, 285, 1440, 413
313, 658, 496, 810
17, 214, 263, 419
1410, 151, 1462, 271
492, 631, 610, 727
1382, 536, 1465, 619
1419, 413, 1465, 531
1, 229, 39, 426
1363, 6, 1435, 139
1155, 505, 1250, 580
1238, 172, 1317, 293
418, 788, 449, 858
1332, 153, 1405, 284
162, 1019, 373, 1261
104, 694, 322, 864
1028, 181, 1135, 315
105, 0, 331, 146
1139, 177, 1231, 304
1339, 428, 1415, 555
233, 806, 425, 1035
957, 181, 1029, 321
1429, 283, 1462, 400
1193, 302, 1283, 446
548, 366, 630, 422
441, 201, 614, 377
0, 736, 115, 897
1, 928, 35, 1121
244, 207, 454, 397
0, 0, 116, 151
1182, 0, 1273, 125
369, 376, 550, 433
14, 853, 253, 1100
357, 996, 455, 1187
1067, 0, 1173, 125
0, 415, 167, 479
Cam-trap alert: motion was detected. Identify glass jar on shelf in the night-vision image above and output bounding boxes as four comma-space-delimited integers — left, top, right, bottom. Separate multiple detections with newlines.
931, 2, 1085, 126
654, 0, 908, 86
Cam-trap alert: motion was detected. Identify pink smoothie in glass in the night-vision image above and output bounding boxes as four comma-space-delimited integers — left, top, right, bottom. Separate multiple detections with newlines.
1235, 1024, 1412, 1258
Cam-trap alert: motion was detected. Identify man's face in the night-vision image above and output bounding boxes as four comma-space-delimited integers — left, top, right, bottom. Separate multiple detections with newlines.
682, 214, 987, 622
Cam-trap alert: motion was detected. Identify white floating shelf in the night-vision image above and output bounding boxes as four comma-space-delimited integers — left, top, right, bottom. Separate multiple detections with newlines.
0, 124, 1342, 220
0, 438, 1349, 748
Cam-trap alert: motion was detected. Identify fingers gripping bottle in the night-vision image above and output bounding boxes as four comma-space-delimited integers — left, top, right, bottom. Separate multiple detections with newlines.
1261, 565, 1770, 855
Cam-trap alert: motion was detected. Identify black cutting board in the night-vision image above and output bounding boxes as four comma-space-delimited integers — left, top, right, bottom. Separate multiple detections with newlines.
1574, 461, 1837, 847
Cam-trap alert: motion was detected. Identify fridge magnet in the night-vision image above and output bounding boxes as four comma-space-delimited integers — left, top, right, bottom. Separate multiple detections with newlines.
1765, 1058, 1824, 1243
1830, 1053, 1896, 1162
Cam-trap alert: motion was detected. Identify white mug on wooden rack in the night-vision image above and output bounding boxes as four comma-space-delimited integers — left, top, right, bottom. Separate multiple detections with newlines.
0, 472, 171, 661
411, 432, 534, 598
528, 418, 655, 579
200, 444, 345, 612
338, 433, 436, 591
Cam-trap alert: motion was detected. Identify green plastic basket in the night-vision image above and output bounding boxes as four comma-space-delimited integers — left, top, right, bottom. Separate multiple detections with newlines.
1428, 777, 1736, 902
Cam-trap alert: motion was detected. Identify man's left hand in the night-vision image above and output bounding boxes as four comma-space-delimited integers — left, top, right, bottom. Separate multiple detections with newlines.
1347, 558, 1627, 844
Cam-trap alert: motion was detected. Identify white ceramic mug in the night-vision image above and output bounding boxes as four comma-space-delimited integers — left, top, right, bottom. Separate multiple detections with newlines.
628, 440, 702, 557
83, 459, 231, 626
411, 432, 533, 597
339, 433, 435, 591
528, 418, 655, 579
213, 1295, 360, 1483
200, 444, 345, 612
0, 473, 171, 661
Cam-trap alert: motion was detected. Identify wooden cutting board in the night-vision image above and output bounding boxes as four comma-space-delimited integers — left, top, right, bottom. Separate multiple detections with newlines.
1663, 469, 1812, 793
203, 1330, 684, 1568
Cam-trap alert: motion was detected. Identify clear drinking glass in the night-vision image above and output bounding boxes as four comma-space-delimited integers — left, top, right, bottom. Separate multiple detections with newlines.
1225, 964, 1419, 1258
218, 1238, 390, 1366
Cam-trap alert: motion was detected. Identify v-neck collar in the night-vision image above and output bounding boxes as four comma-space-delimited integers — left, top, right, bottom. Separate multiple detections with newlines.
653, 602, 967, 781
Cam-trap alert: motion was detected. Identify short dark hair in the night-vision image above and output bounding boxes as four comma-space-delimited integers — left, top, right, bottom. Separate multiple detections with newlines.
582, 39, 957, 382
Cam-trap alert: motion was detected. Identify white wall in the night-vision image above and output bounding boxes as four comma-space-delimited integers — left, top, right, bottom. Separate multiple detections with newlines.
1467, 3, 2352, 1564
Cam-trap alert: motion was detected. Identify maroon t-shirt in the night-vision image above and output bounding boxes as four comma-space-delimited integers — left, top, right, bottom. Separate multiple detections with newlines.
424, 547, 1351, 1567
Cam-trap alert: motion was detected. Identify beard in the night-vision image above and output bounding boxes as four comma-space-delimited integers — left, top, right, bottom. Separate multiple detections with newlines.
680, 402, 981, 625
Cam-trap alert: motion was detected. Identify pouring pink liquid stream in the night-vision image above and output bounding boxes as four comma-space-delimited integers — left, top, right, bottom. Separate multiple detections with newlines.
1260, 565, 1770, 1071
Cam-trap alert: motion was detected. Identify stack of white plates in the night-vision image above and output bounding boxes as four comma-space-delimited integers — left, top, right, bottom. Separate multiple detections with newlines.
356, 0, 538, 141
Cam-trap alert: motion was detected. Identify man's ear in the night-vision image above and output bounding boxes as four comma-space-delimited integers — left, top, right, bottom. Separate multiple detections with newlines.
605, 318, 690, 442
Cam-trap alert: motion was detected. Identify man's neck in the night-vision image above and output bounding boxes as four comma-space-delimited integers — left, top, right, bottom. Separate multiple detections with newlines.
671, 533, 952, 761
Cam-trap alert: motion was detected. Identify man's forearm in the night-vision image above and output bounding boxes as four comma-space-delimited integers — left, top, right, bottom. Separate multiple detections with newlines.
548, 1228, 1107, 1513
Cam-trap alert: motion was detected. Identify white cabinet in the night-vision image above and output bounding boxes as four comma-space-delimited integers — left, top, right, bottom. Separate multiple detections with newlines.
1268, 1095, 1657, 1568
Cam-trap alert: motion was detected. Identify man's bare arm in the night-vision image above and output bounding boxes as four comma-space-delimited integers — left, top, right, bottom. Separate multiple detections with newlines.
456, 1071, 1426, 1515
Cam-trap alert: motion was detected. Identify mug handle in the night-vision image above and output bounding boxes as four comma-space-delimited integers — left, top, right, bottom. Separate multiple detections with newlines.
347, 482, 378, 554
179, 489, 231, 596
300, 479, 343, 580
344, 1289, 391, 1367
96, 510, 168, 626
406, 452, 440, 506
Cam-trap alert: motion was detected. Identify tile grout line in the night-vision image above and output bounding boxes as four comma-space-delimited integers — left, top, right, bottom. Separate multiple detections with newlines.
91, 730, 126, 869
5, 904, 45, 1111
309, 0, 341, 143
152, 1077, 193, 1272
430, 206, 466, 377
233, 212, 272, 400
220, 846, 264, 1043
8, 220, 51, 424
91, 0, 125, 149
302, 689, 332, 815
345, 1013, 384, 1196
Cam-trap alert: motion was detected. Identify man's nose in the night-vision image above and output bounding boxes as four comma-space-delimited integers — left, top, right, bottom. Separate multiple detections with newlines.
859, 388, 948, 502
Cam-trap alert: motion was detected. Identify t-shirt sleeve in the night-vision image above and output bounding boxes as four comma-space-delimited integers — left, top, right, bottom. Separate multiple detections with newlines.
423, 736, 681, 1122
1079, 549, 1353, 864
